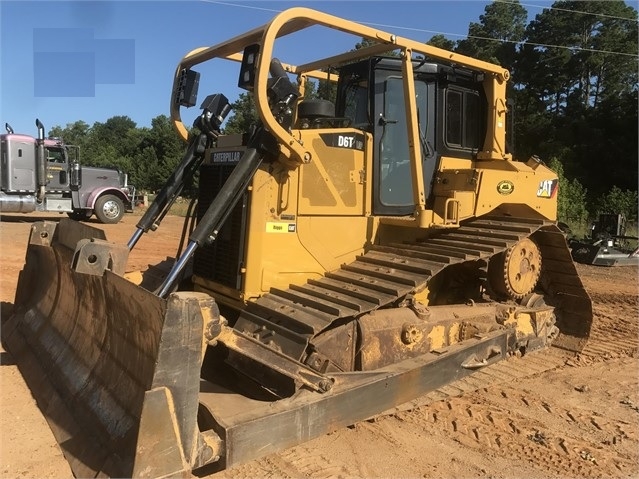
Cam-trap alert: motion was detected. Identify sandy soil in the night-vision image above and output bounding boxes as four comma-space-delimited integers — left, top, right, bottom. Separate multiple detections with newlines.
0, 212, 637, 479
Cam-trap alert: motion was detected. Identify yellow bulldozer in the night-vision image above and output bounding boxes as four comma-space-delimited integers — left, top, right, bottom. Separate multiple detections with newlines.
3, 7, 592, 478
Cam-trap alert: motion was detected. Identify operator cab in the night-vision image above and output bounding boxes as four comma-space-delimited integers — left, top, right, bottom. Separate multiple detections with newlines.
331, 57, 487, 216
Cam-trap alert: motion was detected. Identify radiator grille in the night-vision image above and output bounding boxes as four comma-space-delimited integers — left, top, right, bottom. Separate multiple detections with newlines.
193, 163, 248, 290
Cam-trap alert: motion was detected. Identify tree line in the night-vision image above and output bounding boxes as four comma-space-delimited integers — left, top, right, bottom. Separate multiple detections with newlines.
48, 0, 637, 229
429, 0, 638, 226
49, 115, 186, 196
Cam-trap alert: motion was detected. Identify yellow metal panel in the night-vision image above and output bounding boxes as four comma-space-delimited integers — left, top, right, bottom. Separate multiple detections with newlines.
430, 158, 557, 222
437, 156, 474, 171
239, 162, 373, 301
295, 216, 372, 272
433, 169, 480, 195
474, 164, 558, 221
297, 129, 367, 216
240, 167, 310, 300
452, 191, 476, 220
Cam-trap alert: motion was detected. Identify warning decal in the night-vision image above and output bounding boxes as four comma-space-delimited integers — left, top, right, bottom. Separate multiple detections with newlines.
266, 222, 296, 233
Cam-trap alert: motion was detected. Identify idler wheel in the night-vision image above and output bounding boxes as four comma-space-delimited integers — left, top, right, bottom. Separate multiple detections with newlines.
488, 238, 541, 299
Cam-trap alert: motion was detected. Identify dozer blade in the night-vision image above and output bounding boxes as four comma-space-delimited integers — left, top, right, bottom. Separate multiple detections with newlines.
2, 219, 222, 478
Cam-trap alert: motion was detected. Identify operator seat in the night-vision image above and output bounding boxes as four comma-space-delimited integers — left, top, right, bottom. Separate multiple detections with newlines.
297, 99, 350, 129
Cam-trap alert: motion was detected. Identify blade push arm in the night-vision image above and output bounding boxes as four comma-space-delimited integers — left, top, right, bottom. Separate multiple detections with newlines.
127, 94, 231, 250
156, 59, 299, 298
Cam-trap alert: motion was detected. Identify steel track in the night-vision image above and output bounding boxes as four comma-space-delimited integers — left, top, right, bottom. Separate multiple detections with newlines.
236, 215, 591, 354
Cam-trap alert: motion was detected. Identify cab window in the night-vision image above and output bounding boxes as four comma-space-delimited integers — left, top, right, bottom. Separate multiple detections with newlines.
45, 147, 66, 163
445, 87, 480, 150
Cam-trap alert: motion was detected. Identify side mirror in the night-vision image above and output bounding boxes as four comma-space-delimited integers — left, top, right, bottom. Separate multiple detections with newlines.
175, 69, 200, 107
238, 43, 260, 91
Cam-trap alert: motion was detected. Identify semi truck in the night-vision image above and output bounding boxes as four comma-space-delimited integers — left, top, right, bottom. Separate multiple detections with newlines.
1, 120, 134, 223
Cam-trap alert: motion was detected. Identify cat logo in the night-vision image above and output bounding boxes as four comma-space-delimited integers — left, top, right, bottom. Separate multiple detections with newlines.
212, 150, 241, 164
537, 179, 559, 198
497, 180, 514, 195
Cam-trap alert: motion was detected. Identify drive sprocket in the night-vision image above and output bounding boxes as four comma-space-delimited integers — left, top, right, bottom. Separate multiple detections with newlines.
488, 237, 541, 300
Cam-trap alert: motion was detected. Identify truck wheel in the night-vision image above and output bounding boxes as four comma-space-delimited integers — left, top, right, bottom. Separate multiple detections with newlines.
67, 209, 92, 221
95, 194, 125, 224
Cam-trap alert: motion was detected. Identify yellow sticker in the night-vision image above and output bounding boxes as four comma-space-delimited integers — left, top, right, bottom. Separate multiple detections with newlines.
497, 180, 514, 195
266, 222, 296, 233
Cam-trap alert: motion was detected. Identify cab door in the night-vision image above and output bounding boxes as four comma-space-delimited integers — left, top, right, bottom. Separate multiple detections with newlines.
45, 146, 70, 191
372, 72, 436, 216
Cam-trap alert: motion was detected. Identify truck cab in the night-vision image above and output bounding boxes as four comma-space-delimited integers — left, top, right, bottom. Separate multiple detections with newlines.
0, 120, 135, 223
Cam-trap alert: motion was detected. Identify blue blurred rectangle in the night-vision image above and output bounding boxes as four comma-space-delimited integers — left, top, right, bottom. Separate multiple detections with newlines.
33, 52, 95, 97
95, 38, 135, 84
33, 28, 93, 53
31, 27, 134, 97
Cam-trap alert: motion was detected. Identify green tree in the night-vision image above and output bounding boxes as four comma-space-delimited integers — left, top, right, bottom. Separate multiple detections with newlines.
594, 186, 639, 222
576, 89, 638, 196
456, 0, 527, 71
90, 116, 137, 147
426, 34, 457, 52
515, 1, 638, 198
132, 146, 163, 193
146, 115, 186, 177
519, 1, 637, 112
132, 115, 187, 193
47, 114, 193, 193
48, 120, 90, 149
83, 116, 138, 170
223, 92, 258, 134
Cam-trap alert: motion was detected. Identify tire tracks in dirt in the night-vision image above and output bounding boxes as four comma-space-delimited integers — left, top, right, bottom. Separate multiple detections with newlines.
393, 366, 637, 478
382, 285, 639, 478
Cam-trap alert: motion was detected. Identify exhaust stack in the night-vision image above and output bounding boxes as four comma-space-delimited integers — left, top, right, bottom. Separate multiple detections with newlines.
35, 119, 47, 203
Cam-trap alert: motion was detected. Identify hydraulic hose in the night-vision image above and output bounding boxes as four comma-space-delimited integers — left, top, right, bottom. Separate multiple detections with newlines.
127, 132, 208, 250
155, 61, 298, 296
156, 128, 266, 298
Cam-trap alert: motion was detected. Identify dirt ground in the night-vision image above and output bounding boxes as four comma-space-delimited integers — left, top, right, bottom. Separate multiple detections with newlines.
0, 212, 637, 479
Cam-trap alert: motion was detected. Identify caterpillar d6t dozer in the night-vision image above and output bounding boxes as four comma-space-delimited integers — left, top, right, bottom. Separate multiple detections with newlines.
3, 7, 592, 478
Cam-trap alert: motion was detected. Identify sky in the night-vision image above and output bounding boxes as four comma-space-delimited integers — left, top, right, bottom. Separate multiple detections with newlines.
0, 0, 562, 137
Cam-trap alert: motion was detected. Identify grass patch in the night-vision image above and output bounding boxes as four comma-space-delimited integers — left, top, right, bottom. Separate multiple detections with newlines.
131, 195, 195, 217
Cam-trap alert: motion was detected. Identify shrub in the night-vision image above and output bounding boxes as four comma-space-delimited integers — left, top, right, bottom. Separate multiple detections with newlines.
593, 186, 638, 222
547, 157, 589, 229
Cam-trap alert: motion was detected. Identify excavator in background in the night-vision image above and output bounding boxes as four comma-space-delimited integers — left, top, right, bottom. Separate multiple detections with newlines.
2, 7, 592, 478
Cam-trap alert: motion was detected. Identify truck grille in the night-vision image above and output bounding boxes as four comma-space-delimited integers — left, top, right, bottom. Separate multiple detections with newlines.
193, 163, 248, 290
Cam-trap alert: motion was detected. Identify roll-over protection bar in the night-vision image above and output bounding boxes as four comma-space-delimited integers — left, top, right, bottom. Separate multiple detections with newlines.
170, 7, 512, 164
